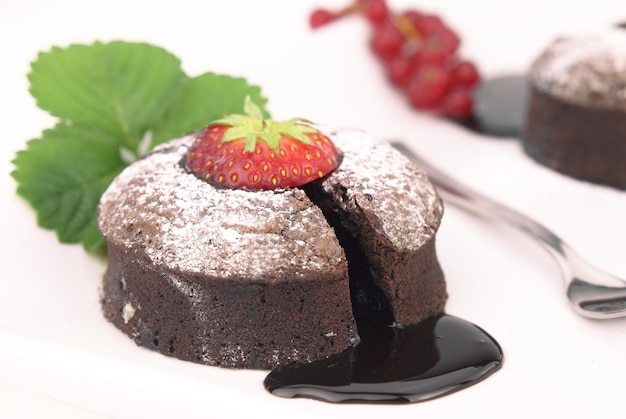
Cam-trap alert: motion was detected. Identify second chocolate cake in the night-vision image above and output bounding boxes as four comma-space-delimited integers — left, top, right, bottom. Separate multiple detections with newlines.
522, 29, 626, 190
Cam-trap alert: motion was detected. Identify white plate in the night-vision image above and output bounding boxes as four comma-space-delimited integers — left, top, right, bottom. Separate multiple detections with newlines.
2, 1, 626, 418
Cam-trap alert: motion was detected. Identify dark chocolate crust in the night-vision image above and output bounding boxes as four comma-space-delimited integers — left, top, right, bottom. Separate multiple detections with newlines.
523, 87, 626, 190
101, 243, 356, 369
306, 184, 446, 328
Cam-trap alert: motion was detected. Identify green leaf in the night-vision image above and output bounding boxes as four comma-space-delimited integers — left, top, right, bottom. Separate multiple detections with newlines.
151, 72, 269, 145
11, 122, 126, 254
14, 40, 271, 255
28, 41, 186, 150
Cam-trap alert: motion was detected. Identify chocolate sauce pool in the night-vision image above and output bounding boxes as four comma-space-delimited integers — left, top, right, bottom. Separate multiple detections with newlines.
264, 314, 503, 403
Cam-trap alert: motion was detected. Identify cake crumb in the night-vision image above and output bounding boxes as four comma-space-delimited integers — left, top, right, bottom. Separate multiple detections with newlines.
122, 302, 136, 324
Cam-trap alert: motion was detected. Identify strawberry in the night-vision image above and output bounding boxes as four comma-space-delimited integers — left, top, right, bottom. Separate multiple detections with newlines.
186, 97, 340, 190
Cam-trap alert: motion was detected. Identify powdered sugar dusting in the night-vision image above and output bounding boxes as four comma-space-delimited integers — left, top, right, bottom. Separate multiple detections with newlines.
319, 126, 443, 249
98, 135, 344, 280
530, 29, 626, 110
98, 127, 443, 278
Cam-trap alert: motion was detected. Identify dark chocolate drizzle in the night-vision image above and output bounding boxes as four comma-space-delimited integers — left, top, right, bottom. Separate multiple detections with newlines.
264, 313, 503, 404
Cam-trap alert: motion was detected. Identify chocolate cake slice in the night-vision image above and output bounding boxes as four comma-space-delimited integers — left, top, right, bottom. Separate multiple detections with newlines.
98, 126, 446, 369
307, 126, 446, 330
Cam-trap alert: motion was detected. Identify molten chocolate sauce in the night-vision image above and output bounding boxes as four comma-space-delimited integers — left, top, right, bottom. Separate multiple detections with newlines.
264, 314, 503, 404
264, 78, 520, 403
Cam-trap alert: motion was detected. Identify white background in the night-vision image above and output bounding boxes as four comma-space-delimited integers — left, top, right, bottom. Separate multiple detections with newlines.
1, 1, 625, 418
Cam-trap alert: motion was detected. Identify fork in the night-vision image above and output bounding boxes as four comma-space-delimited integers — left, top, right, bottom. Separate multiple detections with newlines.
392, 142, 626, 320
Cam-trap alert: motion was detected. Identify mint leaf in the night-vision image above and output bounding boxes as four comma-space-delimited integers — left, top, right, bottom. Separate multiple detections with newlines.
13, 40, 271, 255
28, 41, 186, 151
12, 122, 126, 254
151, 72, 269, 146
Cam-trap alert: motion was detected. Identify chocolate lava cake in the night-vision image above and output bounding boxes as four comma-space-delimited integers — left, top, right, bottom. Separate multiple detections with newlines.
98, 126, 446, 369
522, 29, 626, 190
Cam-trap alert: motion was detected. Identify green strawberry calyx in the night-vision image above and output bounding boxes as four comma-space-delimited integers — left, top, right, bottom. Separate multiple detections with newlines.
212, 96, 317, 153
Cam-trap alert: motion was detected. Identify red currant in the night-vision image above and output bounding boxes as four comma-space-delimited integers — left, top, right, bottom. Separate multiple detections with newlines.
310, 8, 335, 29
370, 23, 406, 61
438, 88, 474, 119
363, 0, 388, 25
414, 13, 445, 36
387, 53, 416, 86
451, 61, 480, 87
406, 64, 451, 109
419, 28, 460, 64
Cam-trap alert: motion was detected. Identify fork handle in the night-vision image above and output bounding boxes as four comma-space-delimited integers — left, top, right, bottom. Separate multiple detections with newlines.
392, 142, 626, 318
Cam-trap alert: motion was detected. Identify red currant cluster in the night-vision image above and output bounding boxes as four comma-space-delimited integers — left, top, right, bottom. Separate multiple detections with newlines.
310, 0, 480, 120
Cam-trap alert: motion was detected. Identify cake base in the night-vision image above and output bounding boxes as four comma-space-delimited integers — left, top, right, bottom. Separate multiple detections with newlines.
523, 86, 626, 190
101, 243, 357, 370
